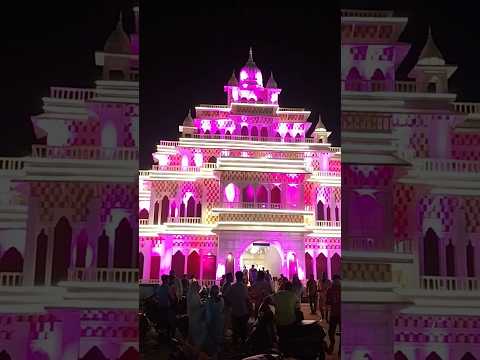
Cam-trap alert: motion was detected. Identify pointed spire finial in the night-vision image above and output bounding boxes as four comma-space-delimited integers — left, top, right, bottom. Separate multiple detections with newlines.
117, 11, 123, 27
418, 25, 445, 65
249, 46, 253, 62
266, 70, 278, 88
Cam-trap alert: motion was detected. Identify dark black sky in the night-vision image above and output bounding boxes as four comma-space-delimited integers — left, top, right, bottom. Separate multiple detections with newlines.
2, 3, 480, 169
141, 5, 340, 168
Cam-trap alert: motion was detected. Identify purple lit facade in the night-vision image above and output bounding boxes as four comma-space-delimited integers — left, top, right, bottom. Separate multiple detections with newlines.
0, 8, 139, 360
341, 10, 480, 359
139, 49, 341, 286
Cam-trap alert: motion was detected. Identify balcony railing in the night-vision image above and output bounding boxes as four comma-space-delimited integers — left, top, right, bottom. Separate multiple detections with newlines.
190, 133, 315, 144
158, 140, 180, 147
50, 87, 96, 101
139, 219, 149, 225
151, 163, 217, 172
395, 81, 417, 93
345, 236, 412, 253
311, 170, 341, 177
32, 145, 138, 161
416, 158, 480, 174
420, 276, 480, 292
220, 202, 312, 211
453, 102, 480, 114
68, 268, 138, 283
167, 217, 201, 224
316, 220, 341, 227
0, 158, 24, 171
0, 272, 23, 286
341, 9, 393, 17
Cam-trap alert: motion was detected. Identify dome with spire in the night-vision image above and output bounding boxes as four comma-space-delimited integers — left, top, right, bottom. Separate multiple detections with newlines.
227, 70, 238, 86
104, 13, 131, 54
266, 71, 278, 88
314, 114, 327, 132
418, 27, 445, 66
182, 109, 194, 127
239, 47, 263, 87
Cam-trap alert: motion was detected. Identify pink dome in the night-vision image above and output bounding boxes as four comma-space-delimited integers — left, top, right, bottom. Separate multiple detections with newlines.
239, 47, 263, 88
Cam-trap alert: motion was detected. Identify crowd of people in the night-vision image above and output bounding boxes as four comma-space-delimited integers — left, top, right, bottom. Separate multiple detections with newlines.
140, 266, 341, 359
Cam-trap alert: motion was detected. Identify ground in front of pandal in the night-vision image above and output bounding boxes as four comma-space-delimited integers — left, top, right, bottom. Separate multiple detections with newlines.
141, 303, 340, 360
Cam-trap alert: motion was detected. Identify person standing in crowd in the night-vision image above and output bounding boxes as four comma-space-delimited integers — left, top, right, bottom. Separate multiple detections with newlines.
155, 274, 175, 338
224, 271, 251, 346
291, 274, 303, 303
187, 281, 207, 351
222, 272, 234, 335
243, 265, 249, 285
306, 274, 318, 314
170, 270, 183, 302
326, 275, 341, 354
251, 270, 273, 318
272, 281, 300, 341
249, 264, 257, 285
317, 276, 327, 321
205, 285, 225, 357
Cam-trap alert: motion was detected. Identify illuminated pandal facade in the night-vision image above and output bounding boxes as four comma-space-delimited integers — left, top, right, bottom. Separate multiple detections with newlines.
139, 49, 341, 286
341, 10, 480, 359
0, 8, 139, 360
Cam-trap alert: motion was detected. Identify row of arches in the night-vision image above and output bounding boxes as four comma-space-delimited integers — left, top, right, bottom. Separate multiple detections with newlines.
152, 195, 202, 224
423, 228, 476, 277
199, 127, 303, 141
316, 199, 340, 222
34, 217, 134, 285
305, 252, 341, 280
344, 67, 387, 91
0, 247, 23, 273
240, 184, 281, 204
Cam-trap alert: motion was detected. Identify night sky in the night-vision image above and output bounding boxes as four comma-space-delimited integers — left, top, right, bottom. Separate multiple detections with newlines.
2, 3, 480, 169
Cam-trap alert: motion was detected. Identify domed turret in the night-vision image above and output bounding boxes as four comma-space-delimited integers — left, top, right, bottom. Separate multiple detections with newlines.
418, 27, 445, 66
104, 13, 131, 54
239, 47, 263, 87
227, 70, 238, 86
266, 71, 278, 88
183, 109, 194, 127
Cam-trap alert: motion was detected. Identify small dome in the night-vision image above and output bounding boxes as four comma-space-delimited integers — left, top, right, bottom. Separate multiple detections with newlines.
227, 70, 238, 86
239, 47, 263, 87
418, 27, 445, 66
104, 14, 131, 54
183, 109, 194, 127
266, 71, 278, 88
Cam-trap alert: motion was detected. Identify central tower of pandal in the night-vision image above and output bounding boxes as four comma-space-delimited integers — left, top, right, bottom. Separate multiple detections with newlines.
139, 49, 341, 288
342, 9, 480, 359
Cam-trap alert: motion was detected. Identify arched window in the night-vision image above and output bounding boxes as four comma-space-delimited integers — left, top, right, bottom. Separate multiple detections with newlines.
139, 208, 149, 219
427, 82, 437, 93
196, 202, 202, 218
203, 254, 216, 280
467, 241, 475, 277
305, 252, 313, 279
101, 122, 117, 148
316, 253, 327, 280
187, 196, 196, 217
446, 241, 455, 277
424, 228, 440, 276
171, 251, 185, 277
260, 127, 268, 138
150, 254, 160, 280
0, 247, 23, 272
168, 202, 176, 218
426, 352, 442, 360
153, 201, 160, 224
114, 218, 133, 268
80, 346, 108, 360
242, 184, 255, 203
371, 69, 386, 91
207, 156, 217, 164
394, 351, 408, 360
256, 185, 268, 204
345, 67, 362, 91
295, 133, 301, 141
187, 251, 201, 279
160, 196, 169, 224
461, 352, 477, 360
75, 230, 88, 268
139, 252, 144, 280
204, 129, 210, 135
241, 126, 249, 136
52, 217, 72, 285
316, 200, 325, 221
275, 132, 281, 139
335, 206, 340, 221
251, 127, 258, 137
225, 130, 231, 138
331, 253, 341, 277
34, 230, 48, 285
271, 186, 281, 204
226, 253, 234, 276
326, 206, 331, 221
284, 132, 292, 142
118, 347, 139, 360
97, 230, 109, 268
180, 203, 185, 217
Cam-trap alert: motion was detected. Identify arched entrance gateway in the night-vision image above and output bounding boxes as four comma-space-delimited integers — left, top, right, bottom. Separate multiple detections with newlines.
239, 242, 283, 277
